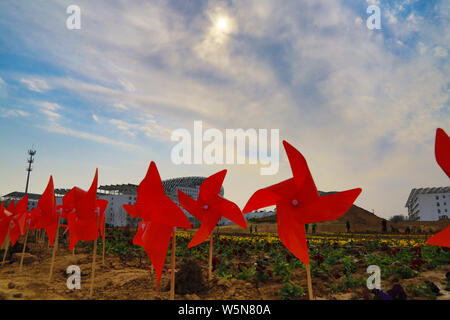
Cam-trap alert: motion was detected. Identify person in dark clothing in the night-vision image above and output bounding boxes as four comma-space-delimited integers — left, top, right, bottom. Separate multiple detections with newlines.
346, 220, 351, 233
382, 220, 387, 233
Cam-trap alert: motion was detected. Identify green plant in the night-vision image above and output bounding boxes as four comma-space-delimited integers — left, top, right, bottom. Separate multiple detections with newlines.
236, 264, 256, 281
280, 282, 305, 300
271, 259, 292, 282
412, 283, 438, 300
340, 256, 356, 275
392, 265, 418, 279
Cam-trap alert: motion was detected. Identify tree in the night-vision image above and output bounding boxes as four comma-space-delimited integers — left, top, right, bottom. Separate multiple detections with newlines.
389, 215, 406, 223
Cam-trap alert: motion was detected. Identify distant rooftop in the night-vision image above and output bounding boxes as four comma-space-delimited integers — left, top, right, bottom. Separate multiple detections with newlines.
2, 176, 221, 200
405, 186, 450, 207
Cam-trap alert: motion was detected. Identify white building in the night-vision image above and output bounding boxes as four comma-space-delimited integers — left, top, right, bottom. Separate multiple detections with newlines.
405, 187, 450, 221
1, 177, 219, 228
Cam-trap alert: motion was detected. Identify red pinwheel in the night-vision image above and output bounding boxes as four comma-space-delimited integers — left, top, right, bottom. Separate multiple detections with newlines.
62, 169, 107, 250
0, 196, 28, 248
7, 195, 28, 247
122, 161, 191, 290
243, 141, 362, 265
0, 202, 7, 246
178, 169, 247, 248
34, 176, 58, 246
426, 128, 450, 248
26, 207, 40, 231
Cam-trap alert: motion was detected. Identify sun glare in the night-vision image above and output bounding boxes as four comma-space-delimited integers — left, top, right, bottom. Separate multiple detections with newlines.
216, 17, 229, 32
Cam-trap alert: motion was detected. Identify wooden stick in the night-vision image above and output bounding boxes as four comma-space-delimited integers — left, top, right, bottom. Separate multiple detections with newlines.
19, 225, 30, 272
170, 230, 176, 300
48, 211, 62, 281
1, 233, 10, 266
102, 222, 106, 266
89, 211, 100, 298
208, 234, 213, 281
305, 264, 314, 300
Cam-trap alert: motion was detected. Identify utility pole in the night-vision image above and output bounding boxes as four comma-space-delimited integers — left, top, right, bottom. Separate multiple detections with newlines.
25, 148, 36, 194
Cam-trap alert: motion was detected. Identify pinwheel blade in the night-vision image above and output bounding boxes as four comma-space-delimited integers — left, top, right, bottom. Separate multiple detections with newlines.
426, 226, 450, 248
435, 128, 450, 178
215, 197, 247, 229
277, 202, 309, 265
283, 140, 309, 188
243, 179, 296, 213
198, 169, 227, 203
123, 204, 138, 218
178, 190, 203, 221
295, 188, 362, 225
141, 223, 174, 291
151, 197, 191, 229
78, 169, 98, 220
188, 214, 221, 248
38, 176, 57, 227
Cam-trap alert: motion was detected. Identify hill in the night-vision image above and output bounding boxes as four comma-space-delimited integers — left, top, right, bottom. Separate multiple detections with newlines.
219, 203, 450, 234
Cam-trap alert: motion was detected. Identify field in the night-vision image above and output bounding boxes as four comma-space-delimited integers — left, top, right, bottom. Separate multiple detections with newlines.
0, 226, 449, 300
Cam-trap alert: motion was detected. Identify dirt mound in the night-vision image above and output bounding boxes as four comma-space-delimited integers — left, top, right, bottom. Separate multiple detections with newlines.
232, 203, 450, 234
165, 259, 208, 295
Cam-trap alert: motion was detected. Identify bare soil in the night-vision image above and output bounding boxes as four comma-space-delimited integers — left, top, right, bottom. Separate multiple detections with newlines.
0, 241, 448, 300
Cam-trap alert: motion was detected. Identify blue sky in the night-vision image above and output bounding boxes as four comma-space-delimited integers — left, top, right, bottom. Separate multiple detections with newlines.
0, 0, 448, 218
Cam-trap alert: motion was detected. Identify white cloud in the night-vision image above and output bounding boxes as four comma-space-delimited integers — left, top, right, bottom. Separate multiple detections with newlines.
119, 79, 136, 92
20, 78, 50, 92
0, 107, 30, 118
42, 123, 140, 151
108, 119, 137, 136
92, 114, 99, 122
35, 101, 62, 120
113, 103, 129, 110
434, 46, 448, 57
1, 0, 448, 217
108, 117, 172, 141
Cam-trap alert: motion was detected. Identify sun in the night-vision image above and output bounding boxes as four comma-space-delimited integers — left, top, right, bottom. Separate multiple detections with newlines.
216, 17, 229, 32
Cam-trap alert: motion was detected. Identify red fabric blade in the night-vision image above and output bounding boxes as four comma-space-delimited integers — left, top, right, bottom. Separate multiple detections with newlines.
123, 204, 138, 218
133, 221, 147, 247
283, 140, 308, 188
141, 223, 174, 291
426, 226, 450, 248
215, 197, 247, 229
187, 213, 221, 248
77, 169, 98, 220
435, 128, 450, 178
198, 170, 227, 203
96, 199, 108, 239
277, 202, 309, 265
242, 179, 293, 213
178, 190, 203, 221
151, 197, 192, 229
294, 188, 362, 225
37, 176, 57, 228
0, 202, 9, 246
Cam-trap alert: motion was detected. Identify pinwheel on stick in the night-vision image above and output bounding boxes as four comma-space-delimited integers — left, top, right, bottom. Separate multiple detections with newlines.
243, 141, 362, 300
178, 169, 247, 280
123, 161, 191, 299
426, 128, 450, 248
1, 196, 28, 266
61, 169, 107, 297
